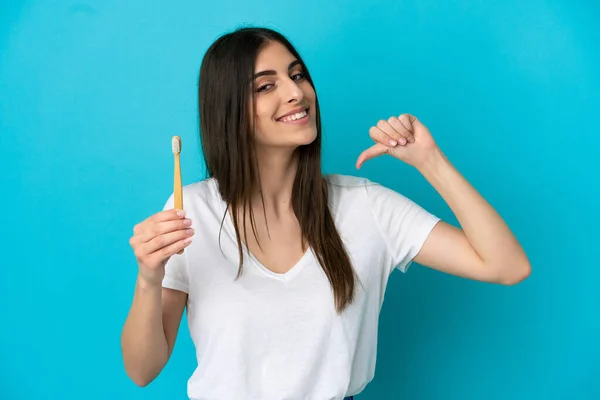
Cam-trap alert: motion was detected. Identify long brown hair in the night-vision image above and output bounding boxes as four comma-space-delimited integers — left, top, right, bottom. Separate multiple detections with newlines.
197, 27, 356, 313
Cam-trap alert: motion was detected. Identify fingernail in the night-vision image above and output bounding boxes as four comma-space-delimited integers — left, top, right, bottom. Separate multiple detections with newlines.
408, 136, 415, 143
184, 218, 192, 226
184, 237, 192, 244
389, 139, 398, 146
399, 138, 407, 145
177, 210, 186, 217
186, 228, 194, 235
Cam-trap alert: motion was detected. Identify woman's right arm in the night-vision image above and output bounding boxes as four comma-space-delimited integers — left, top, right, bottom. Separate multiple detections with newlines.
121, 209, 194, 386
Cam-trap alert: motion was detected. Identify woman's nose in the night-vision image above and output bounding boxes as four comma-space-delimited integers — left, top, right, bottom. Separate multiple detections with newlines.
283, 79, 304, 104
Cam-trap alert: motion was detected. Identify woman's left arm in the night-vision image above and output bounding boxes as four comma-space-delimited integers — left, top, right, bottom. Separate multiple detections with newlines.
414, 148, 530, 285
357, 114, 531, 285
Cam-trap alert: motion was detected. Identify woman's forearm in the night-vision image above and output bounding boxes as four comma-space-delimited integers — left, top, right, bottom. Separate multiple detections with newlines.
417, 148, 531, 283
121, 277, 169, 387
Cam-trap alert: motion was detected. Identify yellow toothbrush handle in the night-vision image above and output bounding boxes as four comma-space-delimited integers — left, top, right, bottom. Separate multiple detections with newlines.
174, 153, 183, 210
174, 153, 184, 254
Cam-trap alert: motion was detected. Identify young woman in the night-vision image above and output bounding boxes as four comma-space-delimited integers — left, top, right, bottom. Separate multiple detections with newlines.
121, 27, 531, 400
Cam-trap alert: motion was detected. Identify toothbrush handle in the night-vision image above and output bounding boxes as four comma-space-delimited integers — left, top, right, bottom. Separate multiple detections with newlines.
174, 153, 184, 254
174, 153, 183, 210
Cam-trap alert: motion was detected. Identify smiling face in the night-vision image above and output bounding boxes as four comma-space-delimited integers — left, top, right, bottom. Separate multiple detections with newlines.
251, 41, 318, 151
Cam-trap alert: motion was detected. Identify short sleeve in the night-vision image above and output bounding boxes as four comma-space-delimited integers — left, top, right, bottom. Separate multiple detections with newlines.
366, 182, 440, 274
160, 194, 189, 293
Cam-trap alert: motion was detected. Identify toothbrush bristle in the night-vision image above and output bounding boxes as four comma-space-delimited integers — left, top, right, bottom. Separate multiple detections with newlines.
172, 136, 181, 154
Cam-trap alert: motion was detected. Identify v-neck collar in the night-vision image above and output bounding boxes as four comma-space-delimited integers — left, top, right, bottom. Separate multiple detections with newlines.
214, 180, 313, 283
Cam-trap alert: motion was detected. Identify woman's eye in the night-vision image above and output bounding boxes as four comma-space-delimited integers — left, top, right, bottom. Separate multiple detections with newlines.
256, 73, 305, 93
292, 72, 306, 81
257, 83, 273, 92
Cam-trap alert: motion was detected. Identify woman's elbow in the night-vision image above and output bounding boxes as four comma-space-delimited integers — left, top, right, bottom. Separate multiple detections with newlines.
499, 261, 532, 285
125, 367, 156, 387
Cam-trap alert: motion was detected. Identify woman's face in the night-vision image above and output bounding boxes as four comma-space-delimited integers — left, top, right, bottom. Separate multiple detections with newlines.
251, 41, 318, 150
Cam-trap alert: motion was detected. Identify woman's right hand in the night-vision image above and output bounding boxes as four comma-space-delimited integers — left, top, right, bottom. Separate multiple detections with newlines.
129, 209, 194, 287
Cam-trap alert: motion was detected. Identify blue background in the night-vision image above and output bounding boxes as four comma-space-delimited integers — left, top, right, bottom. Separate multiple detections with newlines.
1, 1, 598, 399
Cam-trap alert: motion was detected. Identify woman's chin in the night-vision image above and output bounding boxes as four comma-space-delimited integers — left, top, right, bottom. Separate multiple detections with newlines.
278, 128, 318, 148
295, 130, 318, 147
256, 126, 318, 150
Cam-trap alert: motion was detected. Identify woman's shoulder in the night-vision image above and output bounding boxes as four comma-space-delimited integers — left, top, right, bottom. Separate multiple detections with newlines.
324, 173, 376, 188
323, 174, 379, 208
324, 173, 410, 205
180, 177, 218, 198
171, 177, 224, 212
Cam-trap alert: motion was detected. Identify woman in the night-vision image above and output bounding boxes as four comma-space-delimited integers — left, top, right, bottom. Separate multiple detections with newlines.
121, 27, 531, 399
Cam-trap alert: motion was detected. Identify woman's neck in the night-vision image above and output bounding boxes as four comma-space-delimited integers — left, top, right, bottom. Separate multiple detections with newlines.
252, 148, 299, 216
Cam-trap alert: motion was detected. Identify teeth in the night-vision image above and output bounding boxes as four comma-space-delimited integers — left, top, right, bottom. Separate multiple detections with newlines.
279, 110, 307, 122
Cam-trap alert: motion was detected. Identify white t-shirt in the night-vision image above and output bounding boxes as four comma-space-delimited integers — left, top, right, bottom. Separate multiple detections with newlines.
162, 174, 440, 400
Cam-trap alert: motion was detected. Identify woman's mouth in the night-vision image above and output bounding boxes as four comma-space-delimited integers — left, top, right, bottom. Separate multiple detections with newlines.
277, 109, 310, 125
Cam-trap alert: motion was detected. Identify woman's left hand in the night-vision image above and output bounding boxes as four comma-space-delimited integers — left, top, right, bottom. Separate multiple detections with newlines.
356, 114, 439, 170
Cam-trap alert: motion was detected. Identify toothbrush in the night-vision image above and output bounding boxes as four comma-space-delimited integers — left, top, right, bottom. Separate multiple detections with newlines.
172, 135, 184, 254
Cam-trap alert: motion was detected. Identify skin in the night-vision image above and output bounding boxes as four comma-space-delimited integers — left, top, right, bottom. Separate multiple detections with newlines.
237, 41, 320, 273
356, 116, 531, 285
121, 40, 531, 387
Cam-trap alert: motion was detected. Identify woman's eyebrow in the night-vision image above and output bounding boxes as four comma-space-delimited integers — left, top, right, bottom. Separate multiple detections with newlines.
253, 60, 302, 79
